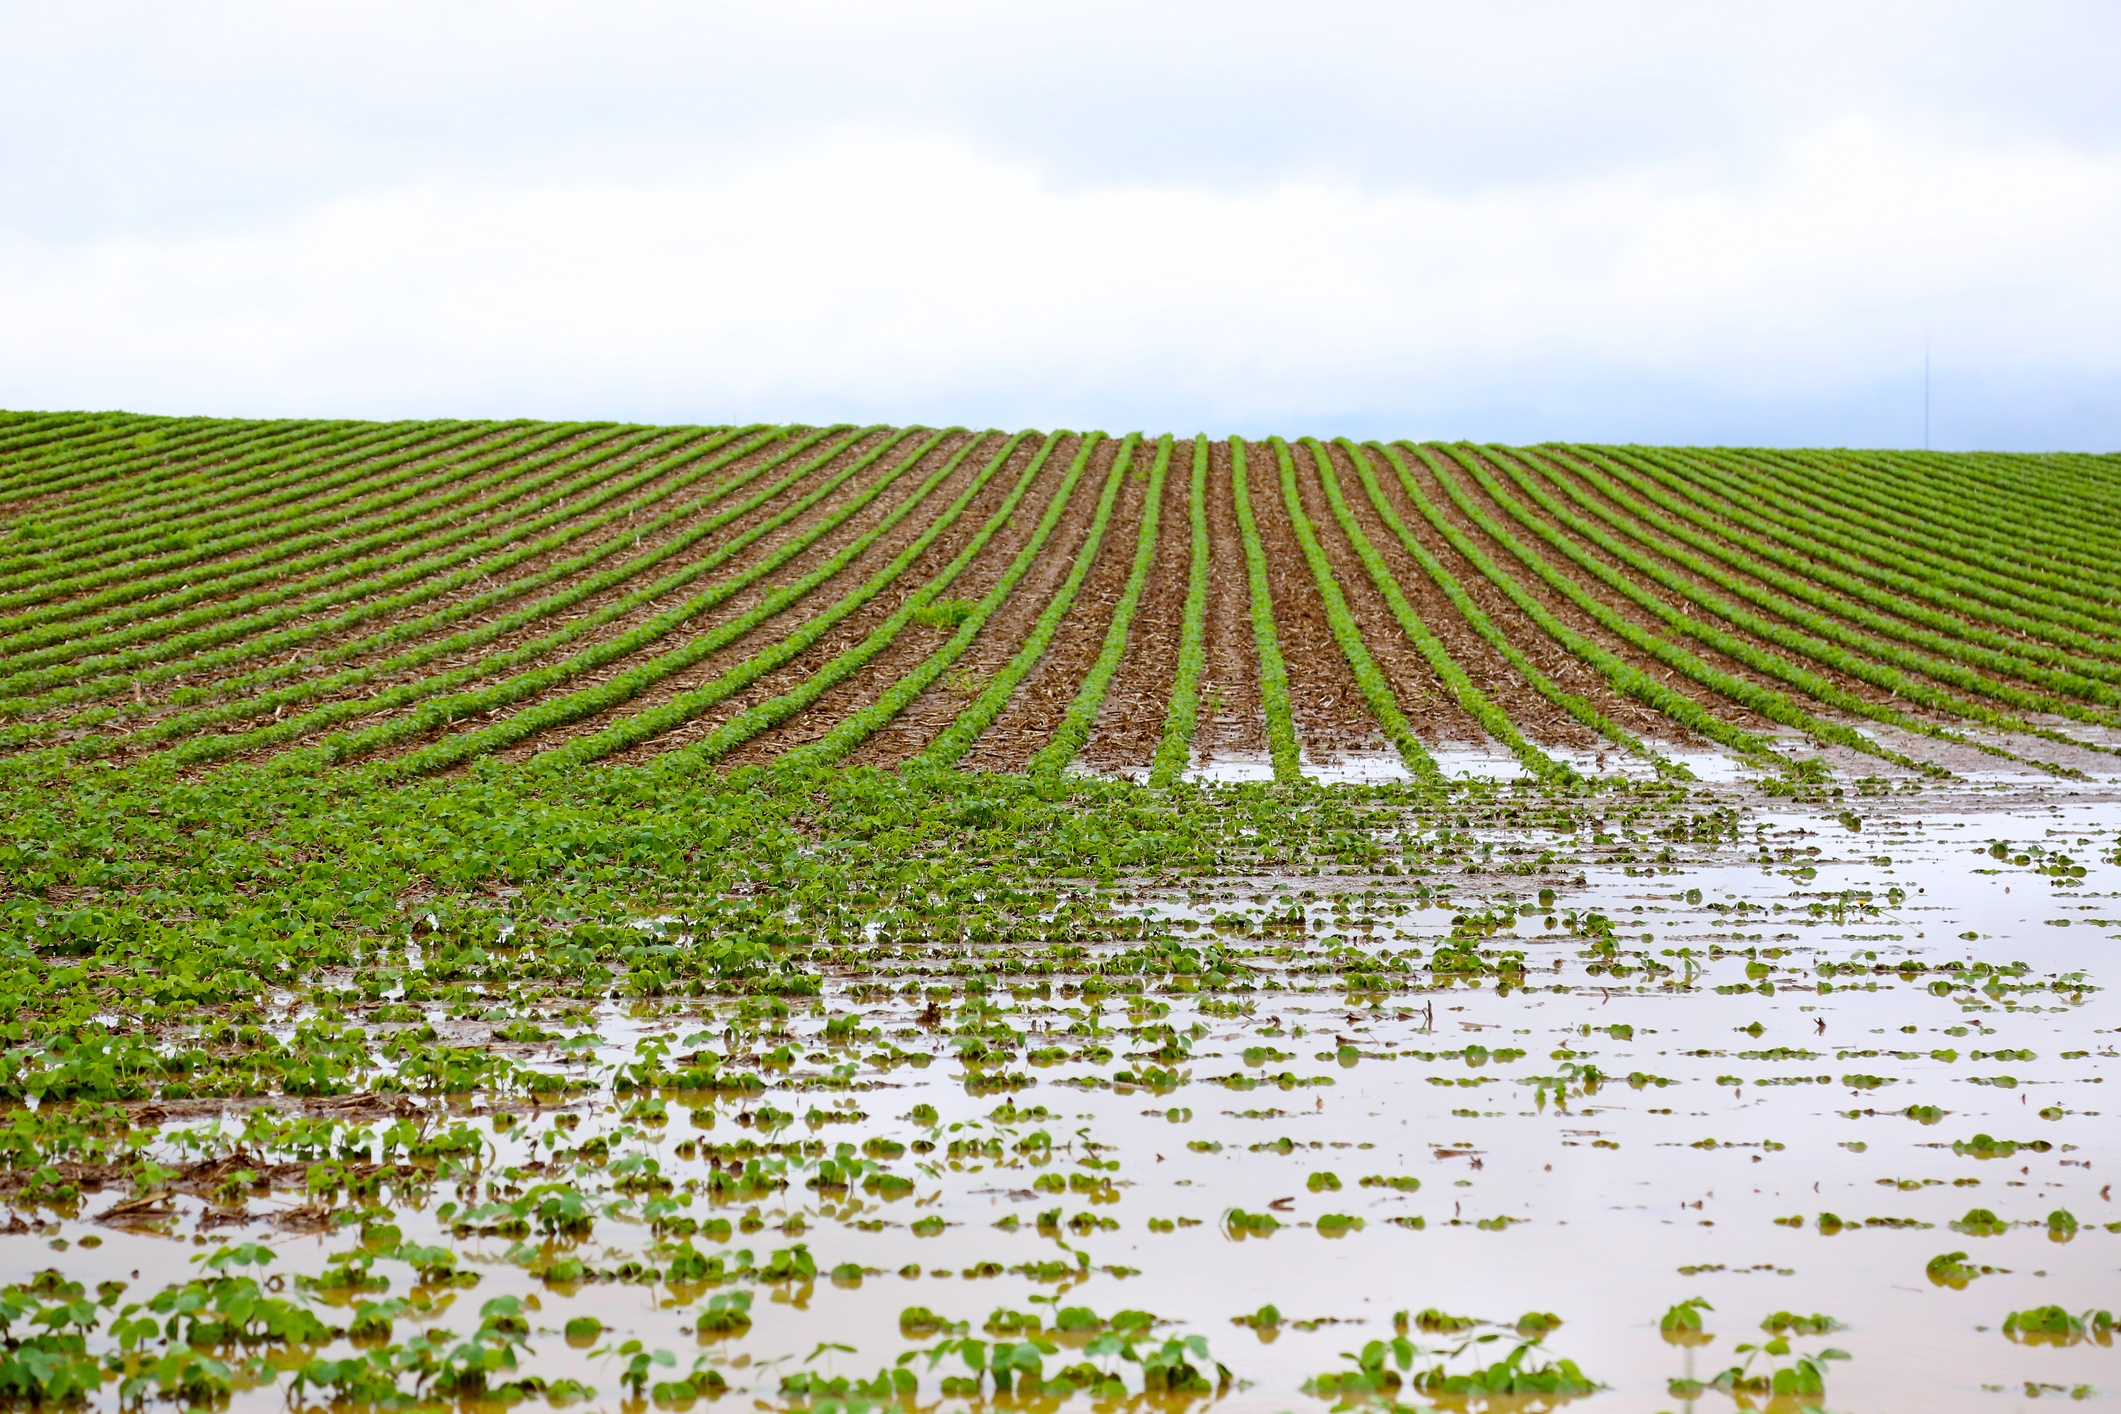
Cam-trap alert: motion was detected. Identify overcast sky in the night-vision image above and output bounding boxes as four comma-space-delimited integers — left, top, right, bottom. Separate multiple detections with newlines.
3, 1, 2118, 447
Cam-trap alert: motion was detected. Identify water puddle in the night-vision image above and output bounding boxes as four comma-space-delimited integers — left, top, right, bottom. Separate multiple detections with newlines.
7, 774, 2120, 1411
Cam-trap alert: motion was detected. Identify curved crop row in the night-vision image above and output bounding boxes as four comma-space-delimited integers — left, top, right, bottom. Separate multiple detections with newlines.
0, 424, 675, 683
290, 429, 960, 776
1761, 446, 2121, 592
0, 420, 507, 610
0, 419, 286, 538
24, 420, 507, 553
1680, 444, 2121, 642
0, 420, 433, 585
916, 435, 1142, 770
0, 422, 599, 650
1373, 445, 1782, 763
1029, 435, 1175, 778
1519, 448, 2121, 757
0, 414, 292, 502
0, 417, 295, 514
1268, 438, 1442, 785
1341, 441, 1667, 772
0, 425, 800, 730
1421, 446, 1938, 774
546, 431, 1061, 774
1299, 438, 1563, 785
1631, 446, 2121, 647
4, 410, 2113, 785
1482, 449, 2092, 774
1549, 448, 2121, 699
0, 413, 153, 470
0, 426, 853, 769
760, 434, 1101, 776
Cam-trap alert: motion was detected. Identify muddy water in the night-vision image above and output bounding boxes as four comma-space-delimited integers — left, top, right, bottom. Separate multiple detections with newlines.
11, 768, 2121, 1413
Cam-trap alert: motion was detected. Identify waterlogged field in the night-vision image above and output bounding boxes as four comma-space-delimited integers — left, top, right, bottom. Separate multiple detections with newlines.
3, 412, 2121, 1413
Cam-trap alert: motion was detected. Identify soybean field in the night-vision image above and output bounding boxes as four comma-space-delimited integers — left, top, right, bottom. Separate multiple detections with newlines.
1, 408, 2119, 1414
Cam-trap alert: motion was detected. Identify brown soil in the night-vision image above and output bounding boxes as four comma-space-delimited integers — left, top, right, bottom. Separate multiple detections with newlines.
1329, 441, 1645, 749
34, 421, 2101, 781
25, 422, 611, 635
1242, 438, 1386, 757
59, 426, 808, 743
2, 422, 323, 542
598, 434, 1052, 775
483, 429, 1008, 768
201, 429, 916, 770
1324, 440, 1609, 747
823, 435, 1122, 770
6, 418, 484, 542
1196, 437, 1264, 759
11, 428, 647, 741
1292, 441, 1470, 742
1377, 445, 1748, 742
954, 439, 1153, 771
1474, 446, 1924, 719
1079, 438, 1194, 772
689, 431, 1076, 770
1538, 445, 2080, 707
1429, 447, 1804, 735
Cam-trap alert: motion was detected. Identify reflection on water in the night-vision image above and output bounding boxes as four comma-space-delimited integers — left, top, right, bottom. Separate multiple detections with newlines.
7, 772, 2121, 1411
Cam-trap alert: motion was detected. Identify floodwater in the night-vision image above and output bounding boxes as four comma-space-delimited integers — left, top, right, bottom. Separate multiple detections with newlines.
10, 765, 2121, 1413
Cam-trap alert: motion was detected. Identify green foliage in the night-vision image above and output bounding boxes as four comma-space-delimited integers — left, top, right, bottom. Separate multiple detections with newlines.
1032, 434, 1172, 777
1269, 437, 1442, 785
1150, 435, 1213, 786
922, 434, 1138, 770
1229, 438, 1300, 782
2003, 1306, 2115, 1346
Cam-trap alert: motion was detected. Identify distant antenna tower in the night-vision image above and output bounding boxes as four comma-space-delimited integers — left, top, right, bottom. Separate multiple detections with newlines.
1924, 338, 1930, 451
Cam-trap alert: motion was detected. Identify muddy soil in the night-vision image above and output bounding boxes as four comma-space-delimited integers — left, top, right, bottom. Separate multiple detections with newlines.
1242, 439, 1401, 758
825, 435, 1122, 770
1194, 436, 1268, 761
1080, 438, 1194, 773
954, 441, 1154, 772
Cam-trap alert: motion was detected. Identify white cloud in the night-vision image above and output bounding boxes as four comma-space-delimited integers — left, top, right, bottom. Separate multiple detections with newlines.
4, 114, 2117, 445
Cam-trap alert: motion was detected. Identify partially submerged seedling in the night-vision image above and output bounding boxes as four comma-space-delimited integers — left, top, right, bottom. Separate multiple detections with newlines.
1670, 1331, 1849, 1402
1952, 1208, 2009, 1237
1660, 1297, 1713, 1346
2003, 1307, 2115, 1347
1223, 1208, 1280, 1239
1927, 1251, 2007, 1289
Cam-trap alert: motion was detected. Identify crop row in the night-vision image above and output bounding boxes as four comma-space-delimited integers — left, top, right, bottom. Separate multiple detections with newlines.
4, 412, 2119, 784
1451, 449, 2051, 774
1229, 439, 1301, 783
1029, 435, 1175, 778
0, 423, 607, 660
0, 421, 521, 615
1301, 440, 1565, 785
65, 426, 869, 773
762, 433, 1094, 776
1626, 446, 2121, 650
1608, 446, 2121, 678
1337, 441, 1664, 771
322, 428, 964, 777
1509, 448, 2113, 768
0, 425, 792, 720
527, 429, 1050, 775
1147, 437, 1212, 787
0, 427, 808, 748
0, 420, 460, 589
1269, 437, 1443, 784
